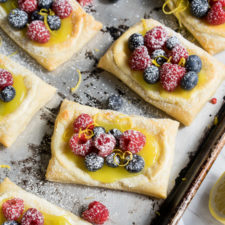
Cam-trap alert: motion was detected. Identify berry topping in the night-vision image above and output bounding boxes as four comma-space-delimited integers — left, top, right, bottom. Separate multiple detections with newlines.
168, 44, 188, 64
93, 126, 106, 138
128, 33, 144, 51
47, 15, 61, 31
52, 0, 72, 19
180, 71, 198, 90
210, 0, 225, 7
151, 49, 167, 66
129, 46, 151, 70
125, 154, 145, 173
0, 86, 16, 102
108, 128, 122, 147
38, 0, 53, 9
166, 36, 180, 50
31, 10, 44, 21
206, 2, 225, 25
8, 9, 28, 29
2, 221, 20, 225
0, 69, 13, 89
143, 65, 160, 84
27, 21, 50, 43
107, 94, 123, 111
18, 0, 38, 13
160, 63, 186, 91
190, 0, 209, 18
105, 152, 120, 168
2, 198, 24, 221
85, 153, 104, 172
69, 133, 92, 156
82, 201, 109, 225
144, 26, 168, 50
211, 98, 217, 104
119, 130, 146, 154
21, 208, 44, 225
0, 0, 7, 2
73, 113, 94, 133
185, 55, 202, 73
94, 133, 116, 157
77, 0, 93, 7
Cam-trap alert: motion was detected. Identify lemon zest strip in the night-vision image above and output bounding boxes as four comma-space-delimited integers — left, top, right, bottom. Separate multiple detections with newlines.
214, 116, 218, 126
152, 55, 169, 67
39, 9, 55, 34
113, 150, 133, 167
162, 0, 189, 15
178, 57, 186, 66
71, 70, 82, 93
8, 51, 18, 57
0, 165, 11, 169
141, 19, 148, 34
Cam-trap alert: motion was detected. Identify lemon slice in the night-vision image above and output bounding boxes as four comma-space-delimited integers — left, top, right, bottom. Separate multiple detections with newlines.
209, 172, 225, 224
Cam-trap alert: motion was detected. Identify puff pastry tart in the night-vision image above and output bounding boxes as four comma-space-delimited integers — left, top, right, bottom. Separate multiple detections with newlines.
164, 0, 225, 54
98, 19, 225, 126
46, 99, 179, 198
0, 0, 102, 71
0, 54, 56, 147
0, 178, 90, 225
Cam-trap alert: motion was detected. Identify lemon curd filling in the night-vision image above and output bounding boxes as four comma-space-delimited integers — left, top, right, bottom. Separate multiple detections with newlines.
0, 75, 27, 121
62, 113, 160, 183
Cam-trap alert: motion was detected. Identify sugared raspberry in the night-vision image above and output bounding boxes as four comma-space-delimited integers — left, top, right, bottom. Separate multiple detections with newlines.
2, 198, 24, 221
73, 113, 94, 133
160, 63, 186, 91
0, 69, 13, 89
129, 46, 151, 70
119, 130, 146, 154
52, 0, 72, 19
77, 0, 93, 7
94, 133, 116, 157
27, 21, 50, 43
168, 45, 188, 64
21, 208, 44, 225
144, 26, 168, 50
18, 0, 38, 13
69, 133, 92, 156
82, 201, 109, 225
210, 0, 225, 7
206, 2, 225, 25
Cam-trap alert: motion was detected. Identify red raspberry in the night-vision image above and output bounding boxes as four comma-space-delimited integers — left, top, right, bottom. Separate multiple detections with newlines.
168, 45, 188, 64
129, 46, 151, 70
52, 0, 72, 19
2, 198, 24, 221
69, 133, 92, 156
82, 201, 109, 225
119, 130, 146, 154
27, 21, 50, 43
0, 69, 13, 89
21, 208, 44, 225
206, 2, 225, 25
77, 0, 93, 6
210, 0, 225, 7
160, 63, 186, 91
94, 133, 116, 157
211, 98, 217, 104
144, 26, 168, 50
18, 0, 37, 13
73, 113, 94, 133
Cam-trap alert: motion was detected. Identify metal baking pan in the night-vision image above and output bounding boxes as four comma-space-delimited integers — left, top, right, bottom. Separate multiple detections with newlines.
1, 0, 225, 224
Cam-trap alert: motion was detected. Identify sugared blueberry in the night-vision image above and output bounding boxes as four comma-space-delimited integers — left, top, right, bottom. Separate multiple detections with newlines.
38, 0, 53, 9
105, 152, 120, 168
93, 126, 106, 138
108, 128, 122, 146
31, 10, 44, 21
180, 71, 198, 90
2, 221, 20, 225
0, 86, 16, 102
166, 36, 180, 50
85, 153, 104, 172
107, 94, 123, 111
151, 49, 167, 65
0, 0, 7, 2
185, 55, 202, 73
125, 154, 145, 173
143, 65, 160, 84
8, 8, 28, 29
190, 0, 209, 18
47, 15, 61, 30
128, 33, 144, 51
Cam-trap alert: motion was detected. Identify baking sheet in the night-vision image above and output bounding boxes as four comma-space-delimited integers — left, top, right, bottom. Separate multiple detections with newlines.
0, 0, 225, 224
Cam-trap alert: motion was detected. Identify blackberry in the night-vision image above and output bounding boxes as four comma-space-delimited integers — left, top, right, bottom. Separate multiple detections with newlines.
107, 94, 123, 111
2, 221, 20, 225
190, 0, 209, 18
93, 126, 106, 138
38, 0, 53, 9
151, 49, 167, 65
47, 15, 61, 31
8, 8, 28, 29
85, 153, 104, 172
125, 154, 145, 173
166, 36, 180, 50
31, 10, 44, 21
128, 33, 144, 51
143, 65, 160, 84
185, 55, 202, 73
0, 86, 16, 102
108, 128, 122, 146
105, 152, 120, 168
180, 71, 198, 90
